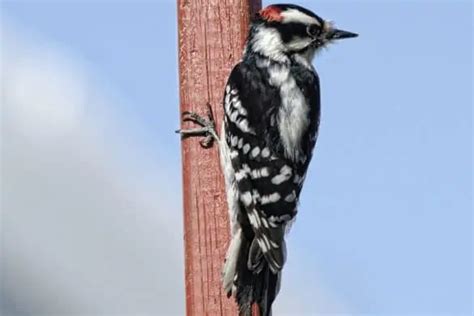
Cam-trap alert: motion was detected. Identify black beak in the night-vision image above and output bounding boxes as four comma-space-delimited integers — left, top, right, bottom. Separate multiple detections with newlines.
327, 28, 358, 40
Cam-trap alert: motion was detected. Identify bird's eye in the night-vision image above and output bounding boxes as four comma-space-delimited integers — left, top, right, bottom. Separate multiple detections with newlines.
306, 24, 321, 37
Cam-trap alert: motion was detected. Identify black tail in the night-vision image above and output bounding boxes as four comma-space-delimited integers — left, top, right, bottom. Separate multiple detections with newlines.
229, 232, 280, 316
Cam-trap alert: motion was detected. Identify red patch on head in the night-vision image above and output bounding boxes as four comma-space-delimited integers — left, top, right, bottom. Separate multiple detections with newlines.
259, 5, 283, 22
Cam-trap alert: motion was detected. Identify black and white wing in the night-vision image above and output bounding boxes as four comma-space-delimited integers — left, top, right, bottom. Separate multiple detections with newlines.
223, 60, 320, 274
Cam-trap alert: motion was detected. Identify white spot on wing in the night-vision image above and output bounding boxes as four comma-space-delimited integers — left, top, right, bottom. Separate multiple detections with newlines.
240, 191, 252, 206
250, 167, 270, 179
257, 237, 270, 253
248, 211, 258, 228
230, 111, 239, 123
243, 144, 251, 154
284, 191, 297, 202
261, 192, 281, 205
251, 146, 260, 158
234, 100, 247, 116
235, 169, 247, 181
271, 165, 293, 185
236, 118, 254, 134
237, 138, 243, 149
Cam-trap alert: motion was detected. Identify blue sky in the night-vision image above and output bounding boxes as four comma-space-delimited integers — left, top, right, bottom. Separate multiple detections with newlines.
1, 0, 472, 315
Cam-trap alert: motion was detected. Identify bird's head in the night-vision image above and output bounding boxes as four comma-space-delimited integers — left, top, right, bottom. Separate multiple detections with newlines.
247, 4, 358, 63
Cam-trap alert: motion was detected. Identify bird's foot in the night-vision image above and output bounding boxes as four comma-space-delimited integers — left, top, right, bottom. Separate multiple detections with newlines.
176, 103, 218, 148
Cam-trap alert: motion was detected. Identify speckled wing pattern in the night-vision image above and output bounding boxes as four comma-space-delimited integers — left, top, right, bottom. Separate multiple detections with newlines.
222, 59, 320, 273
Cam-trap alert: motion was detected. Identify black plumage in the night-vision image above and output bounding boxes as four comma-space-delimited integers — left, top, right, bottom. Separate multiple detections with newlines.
222, 50, 320, 315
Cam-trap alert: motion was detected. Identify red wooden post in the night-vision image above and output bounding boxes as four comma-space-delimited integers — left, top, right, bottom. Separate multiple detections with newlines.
177, 0, 262, 314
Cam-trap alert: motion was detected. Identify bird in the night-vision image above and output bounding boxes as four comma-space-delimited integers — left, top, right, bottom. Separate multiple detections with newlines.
177, 3, 357, 315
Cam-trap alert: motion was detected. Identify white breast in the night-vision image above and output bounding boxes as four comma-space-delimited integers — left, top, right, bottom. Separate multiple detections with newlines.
268, 64, 310, 161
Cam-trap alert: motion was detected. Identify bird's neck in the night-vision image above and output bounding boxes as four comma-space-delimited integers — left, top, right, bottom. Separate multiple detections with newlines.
290, 50, 316, 71
245, 25, 289, 64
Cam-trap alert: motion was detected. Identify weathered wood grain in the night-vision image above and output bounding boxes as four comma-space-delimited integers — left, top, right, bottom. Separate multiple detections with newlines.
177, 0, 261, 314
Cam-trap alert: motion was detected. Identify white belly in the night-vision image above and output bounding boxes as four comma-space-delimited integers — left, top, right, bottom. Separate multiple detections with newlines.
268, 65, 309, 161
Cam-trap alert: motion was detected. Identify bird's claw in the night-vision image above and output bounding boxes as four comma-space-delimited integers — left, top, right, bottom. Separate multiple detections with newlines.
176, 103, 218, 148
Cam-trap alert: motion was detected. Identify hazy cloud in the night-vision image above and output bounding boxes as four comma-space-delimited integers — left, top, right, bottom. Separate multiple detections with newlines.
1, 19, 184, 316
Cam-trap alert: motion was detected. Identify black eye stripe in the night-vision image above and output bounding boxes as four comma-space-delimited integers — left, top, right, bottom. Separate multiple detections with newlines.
270, 22, 308, 42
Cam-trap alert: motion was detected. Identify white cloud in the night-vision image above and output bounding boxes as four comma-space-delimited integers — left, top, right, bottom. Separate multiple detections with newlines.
4, 49, 86, 138
1, 18, 184, 316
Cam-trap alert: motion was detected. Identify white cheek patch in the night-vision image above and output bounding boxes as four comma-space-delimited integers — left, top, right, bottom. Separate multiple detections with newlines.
251, 27, 288, 63
286, 36, 313, 52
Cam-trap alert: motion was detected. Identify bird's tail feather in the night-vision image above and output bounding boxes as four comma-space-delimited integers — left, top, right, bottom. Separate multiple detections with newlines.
222, 228, 280, 316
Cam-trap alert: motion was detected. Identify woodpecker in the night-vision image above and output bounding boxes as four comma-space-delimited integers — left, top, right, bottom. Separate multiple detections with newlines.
177, 4, 357, 315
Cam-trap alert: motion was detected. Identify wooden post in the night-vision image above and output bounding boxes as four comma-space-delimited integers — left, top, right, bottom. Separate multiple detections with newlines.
177, 0, 262, 315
